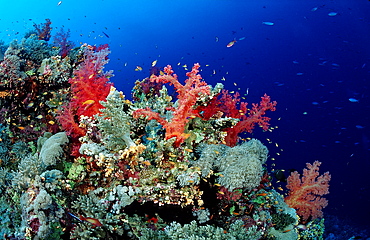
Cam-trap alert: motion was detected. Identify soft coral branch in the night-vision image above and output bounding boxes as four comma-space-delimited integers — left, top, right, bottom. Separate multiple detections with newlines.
224, 93, 276, 147
196, 90, 248, 121
133, 63, 210, 147
285, 161, 331, 221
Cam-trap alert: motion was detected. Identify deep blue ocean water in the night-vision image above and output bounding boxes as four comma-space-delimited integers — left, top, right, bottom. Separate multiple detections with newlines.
1, 0, 369, 237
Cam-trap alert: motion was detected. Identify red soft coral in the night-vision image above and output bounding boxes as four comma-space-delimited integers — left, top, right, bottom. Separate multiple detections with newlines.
284, 161, 331, 221
68, 44, 113, 117
133, 63, 210, 147
57, 105, 86, 138
196, 90, 248, 121
57, 44, 112, 138
224, 93, 276, 147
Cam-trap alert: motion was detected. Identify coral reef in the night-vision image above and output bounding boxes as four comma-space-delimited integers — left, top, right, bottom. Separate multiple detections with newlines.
0, 21, 331, 239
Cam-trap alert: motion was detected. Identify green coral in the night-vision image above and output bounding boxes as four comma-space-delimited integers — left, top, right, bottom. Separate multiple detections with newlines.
271, 213, 296, 230
39, 132, 68, 167
0, 195, 22, 238
299, 218, 325, 240
194, 139, 268, 191
66, 159, 86, 180
95, 87, 136, 151
20, 35, 55, 62
38, 56, 72, 83
139, 220, 262, 240
11, 153, 43, 190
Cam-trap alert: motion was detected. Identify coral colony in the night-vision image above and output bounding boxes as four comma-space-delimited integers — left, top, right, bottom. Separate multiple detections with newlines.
0, 19, 331, 239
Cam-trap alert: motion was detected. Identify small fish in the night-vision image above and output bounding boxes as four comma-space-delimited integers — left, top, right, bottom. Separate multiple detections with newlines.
238, 37, 246, 41
82, 100, 95, 105
311, 7, 318, 11
142, 161, 151, 166
185, 148, 193, 152
57, 1, 62, 6
27, 102, 34, 108
262, 22, 274, 26
226, 40, 237, 48
79, 215, 103, 227
135, 66, 143, 71
102, 31, 110, 38
48, 121, 55, 125
68, 212, 83, 222
349, 98, 359, 103
296, 224, 307, 231
256, 193, 268, 196
328, 12, 338, 16
151, 60, 157, 67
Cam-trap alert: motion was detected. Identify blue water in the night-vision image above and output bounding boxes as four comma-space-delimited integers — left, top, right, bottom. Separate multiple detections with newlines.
1, 0, 370, 234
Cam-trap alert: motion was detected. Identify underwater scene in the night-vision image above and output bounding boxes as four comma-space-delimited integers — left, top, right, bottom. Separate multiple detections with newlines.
0, 0, 369, 239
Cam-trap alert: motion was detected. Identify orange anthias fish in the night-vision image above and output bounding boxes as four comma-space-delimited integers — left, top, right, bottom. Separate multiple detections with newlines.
226, 39, 237, 48
135, 66, 143, 71
79, 215, 103, 227
82, 100, 95, 105
68, 212, 103, 227
256, 193, 268, 196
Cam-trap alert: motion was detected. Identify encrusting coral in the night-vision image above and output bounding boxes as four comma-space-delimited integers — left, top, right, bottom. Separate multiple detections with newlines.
0, 21, 331, 240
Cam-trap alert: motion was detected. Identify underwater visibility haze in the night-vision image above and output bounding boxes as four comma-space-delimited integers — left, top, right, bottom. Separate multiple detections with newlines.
0, 0, 369, 239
